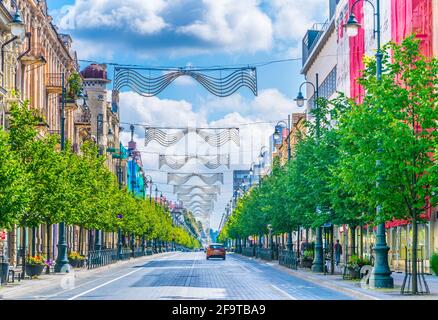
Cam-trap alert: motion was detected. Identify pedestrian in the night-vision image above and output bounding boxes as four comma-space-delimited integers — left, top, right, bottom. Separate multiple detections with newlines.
334, 239, 342, 266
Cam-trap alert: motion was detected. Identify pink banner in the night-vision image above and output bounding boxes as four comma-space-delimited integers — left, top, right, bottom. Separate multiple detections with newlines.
349, 0, 365, 103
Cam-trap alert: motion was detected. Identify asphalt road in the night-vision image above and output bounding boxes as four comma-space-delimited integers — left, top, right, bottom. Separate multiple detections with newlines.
7, 252, 354, 300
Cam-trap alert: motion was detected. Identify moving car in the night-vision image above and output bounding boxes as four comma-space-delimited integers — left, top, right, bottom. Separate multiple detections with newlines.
206, 243, 226, 260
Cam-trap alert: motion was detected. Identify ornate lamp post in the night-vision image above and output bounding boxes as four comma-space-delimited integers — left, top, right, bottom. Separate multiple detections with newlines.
55, 73, 88, 273
344, 0, 393, 289
274, 118, 293, 251
295, 73, 323, 273
117, 214, 123, 260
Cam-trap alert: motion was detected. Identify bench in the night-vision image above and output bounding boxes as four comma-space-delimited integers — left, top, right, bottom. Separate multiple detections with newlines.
8, 267, 23, 283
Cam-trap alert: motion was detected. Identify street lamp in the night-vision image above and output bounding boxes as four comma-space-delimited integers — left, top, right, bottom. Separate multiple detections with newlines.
117, 214, 123, 260
145, 175, 153, 203
274, 119, 293, 251
55, 73, 88, 273
274, 119, 292, 161
9, 8, 26, 39
344, 0, 393, 289
295, 74, 323, 273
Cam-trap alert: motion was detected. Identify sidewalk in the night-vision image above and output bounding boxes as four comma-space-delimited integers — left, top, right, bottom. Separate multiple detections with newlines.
0, 251, 175, 300
241, 254, 438, 300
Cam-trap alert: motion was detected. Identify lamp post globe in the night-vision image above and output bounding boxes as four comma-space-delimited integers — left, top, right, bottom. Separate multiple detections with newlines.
345, 13, 360, 37
9, 9, 26, 39
294, 91, 306, 108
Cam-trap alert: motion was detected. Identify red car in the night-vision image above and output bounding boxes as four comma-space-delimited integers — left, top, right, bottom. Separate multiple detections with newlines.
206, 243, 226, 260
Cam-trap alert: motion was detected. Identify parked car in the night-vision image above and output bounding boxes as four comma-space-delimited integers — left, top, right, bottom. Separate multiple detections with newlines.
206, 243, 226, 260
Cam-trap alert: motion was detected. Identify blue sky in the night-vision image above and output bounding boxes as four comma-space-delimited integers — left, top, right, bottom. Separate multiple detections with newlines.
48, 0, 328, 230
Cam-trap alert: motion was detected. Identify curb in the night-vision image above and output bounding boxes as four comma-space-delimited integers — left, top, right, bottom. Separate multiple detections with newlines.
234, 253, 380, 300
0, 251, 176, 299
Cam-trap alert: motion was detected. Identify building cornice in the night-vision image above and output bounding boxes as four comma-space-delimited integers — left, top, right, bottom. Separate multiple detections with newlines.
301, 17, 335, 75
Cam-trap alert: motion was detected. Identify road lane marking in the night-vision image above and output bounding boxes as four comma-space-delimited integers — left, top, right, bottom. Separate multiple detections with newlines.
68, 268, 145, 300
271, 285, 298, 300
67, 253, 178, 300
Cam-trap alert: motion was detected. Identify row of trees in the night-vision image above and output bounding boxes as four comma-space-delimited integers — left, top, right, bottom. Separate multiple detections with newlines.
219, 36, 437, 290
0, 97, 200, 250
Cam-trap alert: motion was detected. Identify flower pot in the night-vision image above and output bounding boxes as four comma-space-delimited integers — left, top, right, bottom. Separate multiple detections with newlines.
348, 267, 361, 279
25, 264, 45, 278
301, 258, 313, 268
69, 259, 85, 268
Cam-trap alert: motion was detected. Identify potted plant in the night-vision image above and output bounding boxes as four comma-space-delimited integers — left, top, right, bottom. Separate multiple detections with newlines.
346, 255, 372, 279
68, 251, 86, 268
431, 253, 438, 276
26, 255, 49, 278
67, 72, 83, 101
301, 249, 314, 268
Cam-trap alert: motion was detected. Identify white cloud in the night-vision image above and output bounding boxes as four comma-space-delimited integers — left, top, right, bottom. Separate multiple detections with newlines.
200, 88, 300, 121
269, 0, 328, 42
55, 0, 168, 35
177, 0, 273, 53
52, 0, 274, 58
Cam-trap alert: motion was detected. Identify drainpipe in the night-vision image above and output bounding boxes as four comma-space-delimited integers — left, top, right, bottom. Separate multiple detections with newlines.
15, 32, 31, 92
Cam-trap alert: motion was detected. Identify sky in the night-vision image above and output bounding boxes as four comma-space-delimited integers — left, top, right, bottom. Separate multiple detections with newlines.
48, 0, 328, 231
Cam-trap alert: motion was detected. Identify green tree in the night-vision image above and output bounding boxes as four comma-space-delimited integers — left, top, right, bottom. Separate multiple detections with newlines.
336, 35, 437, 293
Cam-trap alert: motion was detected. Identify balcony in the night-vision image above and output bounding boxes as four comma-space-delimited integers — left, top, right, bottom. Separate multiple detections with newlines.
75, 110, 91, 125
46, 73, 63, 94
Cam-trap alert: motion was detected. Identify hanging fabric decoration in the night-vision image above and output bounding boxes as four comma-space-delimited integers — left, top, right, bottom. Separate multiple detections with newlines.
113, 66, 258, 98
185, 201, 214, 210
177, 193, 218, 202
144, 128, 188, 147
167, 173, 224, 185
159, 154, 230, 169
196, 128, 240, 147
173, 185, 221, 194
188, 205, 214, 212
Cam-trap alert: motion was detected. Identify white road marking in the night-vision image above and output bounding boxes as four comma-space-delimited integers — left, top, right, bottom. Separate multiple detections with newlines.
68, 268, 144, 300
68, 253, 177, 300
271, 285, 298, 300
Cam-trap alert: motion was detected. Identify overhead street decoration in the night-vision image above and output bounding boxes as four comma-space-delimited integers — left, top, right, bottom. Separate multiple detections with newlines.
168, 173, 224, 185
173, 185, 221, 195
177, 193, 218, 202
196, 128, 240, 147
113, 66, 258, 98
159, 154, 231, 170
144, 128, 188, 147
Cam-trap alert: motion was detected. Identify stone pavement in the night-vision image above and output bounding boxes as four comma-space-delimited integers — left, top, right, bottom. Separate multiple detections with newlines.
0, 252, 175, 300
1, 252, 354, 300
239, 254, 438, 300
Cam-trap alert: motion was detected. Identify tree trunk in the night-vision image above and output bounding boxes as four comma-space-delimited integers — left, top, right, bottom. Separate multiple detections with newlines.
412, 217, 418, 294
46, 224, 51, 274
350, 225, 356, 257
330, 226, 334, 275
360, 225, 364, 258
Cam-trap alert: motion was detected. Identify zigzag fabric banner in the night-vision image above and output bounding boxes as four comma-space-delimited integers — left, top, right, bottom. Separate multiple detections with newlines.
186, 199, 214, 207
167, 173, 224, 185
159, 154, 230, 170
113, 67, 258, 98
177, 193, 218, 202
173, 185, 221, 194
144, 128, 188, 147
196, 128, 240, 147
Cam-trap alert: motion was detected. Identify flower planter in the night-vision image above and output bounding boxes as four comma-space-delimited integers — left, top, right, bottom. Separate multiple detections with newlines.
69, 259, 85, 268
25, 264, 45, 278
348, 267, 361, 279
301, 258, 313, 268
